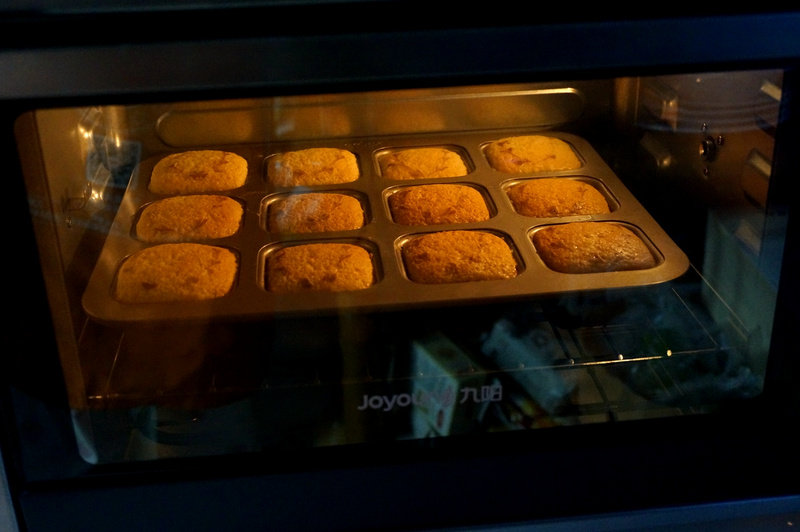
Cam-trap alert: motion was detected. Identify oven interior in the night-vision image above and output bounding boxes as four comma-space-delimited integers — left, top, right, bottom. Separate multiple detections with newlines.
14, 69, 787, 465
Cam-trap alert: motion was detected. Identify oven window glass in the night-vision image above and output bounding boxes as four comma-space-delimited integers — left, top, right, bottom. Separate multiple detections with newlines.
16, 69, 787, 463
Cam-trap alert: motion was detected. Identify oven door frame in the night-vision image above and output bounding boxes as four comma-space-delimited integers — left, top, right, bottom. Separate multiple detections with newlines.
2, 6, 800, 531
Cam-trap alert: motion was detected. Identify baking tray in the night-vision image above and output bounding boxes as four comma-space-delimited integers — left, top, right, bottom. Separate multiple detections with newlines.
82, 131, 690, 324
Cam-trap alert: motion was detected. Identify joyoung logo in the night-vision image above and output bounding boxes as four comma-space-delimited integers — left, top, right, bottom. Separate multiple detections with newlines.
356, 384, 502, 412
356, 387, 455, 412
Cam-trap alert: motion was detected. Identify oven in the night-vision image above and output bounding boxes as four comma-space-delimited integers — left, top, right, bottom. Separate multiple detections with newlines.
2, 5, 800, 531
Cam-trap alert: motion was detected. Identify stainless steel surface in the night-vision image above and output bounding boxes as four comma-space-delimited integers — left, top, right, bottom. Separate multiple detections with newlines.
425, 496, 800, 531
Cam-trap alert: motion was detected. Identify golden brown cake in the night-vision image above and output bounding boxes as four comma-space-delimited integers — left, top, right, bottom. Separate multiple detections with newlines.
266, 243, 374, 293
149, 150, 248, 194
532, 222, 657, 274
506, 178, 610, 218
267, 147, 359, 187
484, 135, 581, 174
388, 184, 490, 225
379, 147, 468, 180
402, 230, 517, 283
268, 193, 364, 233
136, 195, 243, 242
115, 243, 238, 303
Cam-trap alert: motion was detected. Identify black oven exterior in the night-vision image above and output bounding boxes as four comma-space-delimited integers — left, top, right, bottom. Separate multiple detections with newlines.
2, 5, 800, 531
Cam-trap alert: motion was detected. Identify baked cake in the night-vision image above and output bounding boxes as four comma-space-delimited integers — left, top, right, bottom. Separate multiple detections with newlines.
388, 184, 490, 225
484, 135, 581, 174
115, 243, 238, 303
379, 147, 468, 180
506, 178, 610, 218
266, 242, 373, 293
149, 150, 248, 194
267, 147, 359, 187
402, 230, 517, 283
532, 222, 657, 274
136, 195, 243, 242
268, 192, 364, 233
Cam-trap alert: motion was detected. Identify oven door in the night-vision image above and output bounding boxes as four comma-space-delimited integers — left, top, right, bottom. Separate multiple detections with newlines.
2, 5, 800, 532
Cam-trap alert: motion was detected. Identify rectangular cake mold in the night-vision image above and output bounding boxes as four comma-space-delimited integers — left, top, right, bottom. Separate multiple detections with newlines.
499, 176, 620, 215
130, 195, 248, 241
527, 220, 666, 285
259, 237, 383, 294
374, 144, 475, 179
260, 189, 371, 233
382, 182, 497, 224
479, 135, 585, 172
82, 132, 690, 324
395, 228, 526, 283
